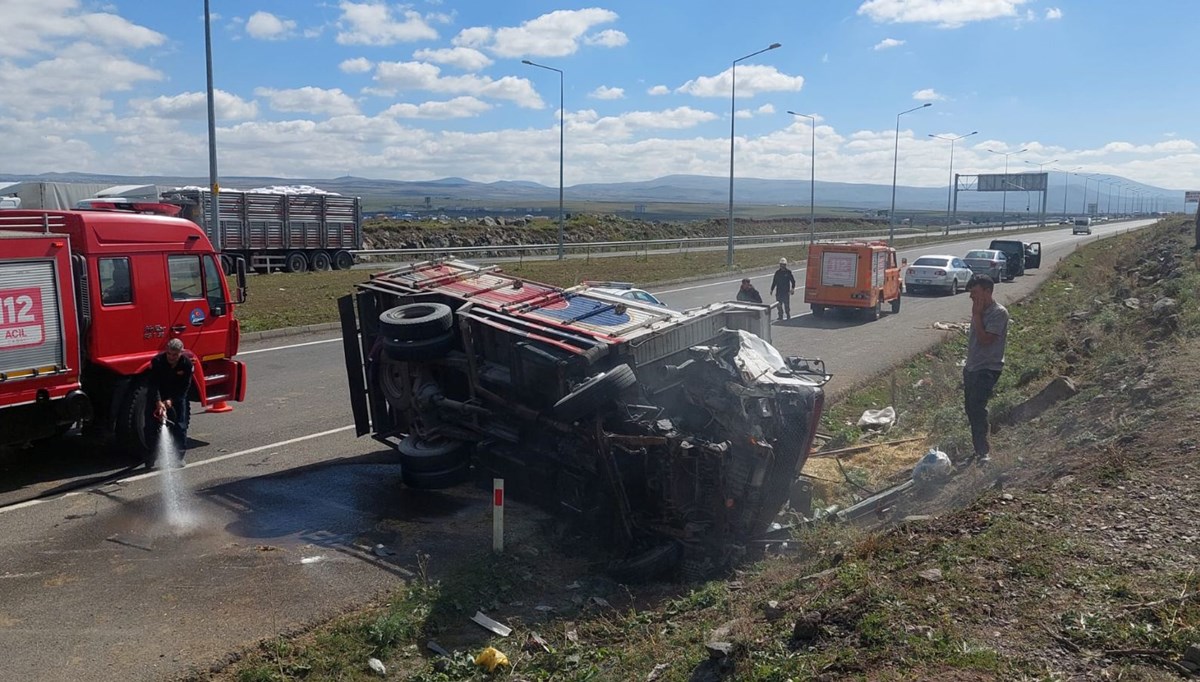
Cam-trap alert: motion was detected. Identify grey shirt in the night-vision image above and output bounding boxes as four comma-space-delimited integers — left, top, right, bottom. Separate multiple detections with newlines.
966, 301, 1009, 372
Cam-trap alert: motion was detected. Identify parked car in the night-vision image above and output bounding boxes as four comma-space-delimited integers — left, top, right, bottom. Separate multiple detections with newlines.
962, 249, 1008, 282
587, 281, 668, 307
988, 239, 1043, 280
904, 255, 973, 295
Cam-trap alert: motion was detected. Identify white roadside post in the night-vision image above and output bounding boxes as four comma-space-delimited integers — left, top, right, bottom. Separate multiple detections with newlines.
493, 478, 505, 553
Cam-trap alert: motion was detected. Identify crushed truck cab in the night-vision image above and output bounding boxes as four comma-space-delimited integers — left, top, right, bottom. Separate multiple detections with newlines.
340, 259, 830, 580
804, 241, 902, 319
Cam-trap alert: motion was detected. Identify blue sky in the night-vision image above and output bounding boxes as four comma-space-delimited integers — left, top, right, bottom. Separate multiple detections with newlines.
2, 0, 1197, 198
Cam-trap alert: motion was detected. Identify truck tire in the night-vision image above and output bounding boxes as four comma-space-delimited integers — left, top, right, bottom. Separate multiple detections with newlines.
220, 254, 235, 276
552, 365, 638, 423
117, 380, 154, 467
379, 303, 453, 341
401, 461, 471, 490
333, 250, 355, 271
382, 331, 455, 362
310, 251, 332, 271
285, 251, 308, 273
811, 304, 825, 318
397, 434, 471, 473
890, 295, 901, 314
867, 298, 882, 321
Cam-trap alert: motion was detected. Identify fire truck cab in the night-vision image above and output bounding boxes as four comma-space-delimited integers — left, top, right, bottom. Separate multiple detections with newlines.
0, 210, 248, 460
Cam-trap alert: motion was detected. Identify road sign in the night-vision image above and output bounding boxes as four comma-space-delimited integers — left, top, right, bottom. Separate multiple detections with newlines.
1185, 190, 1200, 203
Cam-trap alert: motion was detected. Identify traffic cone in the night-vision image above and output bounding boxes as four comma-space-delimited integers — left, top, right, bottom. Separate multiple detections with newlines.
207, 399, 234, 413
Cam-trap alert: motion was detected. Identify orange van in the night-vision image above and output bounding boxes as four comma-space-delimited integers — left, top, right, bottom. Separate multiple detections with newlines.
804, 241, 902, 320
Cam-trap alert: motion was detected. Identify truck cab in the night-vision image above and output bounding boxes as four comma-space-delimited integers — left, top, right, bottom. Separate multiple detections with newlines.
804, 241, 902, 319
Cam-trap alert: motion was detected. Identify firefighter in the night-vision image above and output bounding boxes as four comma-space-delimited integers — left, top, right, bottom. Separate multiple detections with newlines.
769, 258, 796, 320
148, 338, 193, 464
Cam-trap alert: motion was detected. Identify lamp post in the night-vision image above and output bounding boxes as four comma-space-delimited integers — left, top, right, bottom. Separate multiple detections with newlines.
987, 148, 1028, 228
522, 59, 565, 259
1054, 166, 1082, 218
930, 131, 978, 234
1024, 158, 1057, 226
203, 0, 221, 251
887, 102, 932, 244
1079, 173, 1103, 216
787, 110, 816, 243
726, 43, 781, 267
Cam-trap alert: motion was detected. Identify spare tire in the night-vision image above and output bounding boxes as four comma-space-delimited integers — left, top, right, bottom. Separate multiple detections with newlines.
383, 331, 454, 362
379, 303, 453, 341
553, 364, 638, 423
397, 434, 471, 473
402, 461, 472, 490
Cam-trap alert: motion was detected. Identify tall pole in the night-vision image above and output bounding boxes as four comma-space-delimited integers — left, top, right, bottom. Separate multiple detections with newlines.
787, 111, 817, 243
932, 131, 978, 234
988, 148, 1027, 228
521, 60, 566, 259
888, 102, 932, 244
727, 43, 781, 267
1025, 158, 1057, 227
203, 0, 221, 251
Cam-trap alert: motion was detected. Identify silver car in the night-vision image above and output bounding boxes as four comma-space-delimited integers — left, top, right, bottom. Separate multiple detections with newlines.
905, 255, 974, 295
962, 249, 1007, 282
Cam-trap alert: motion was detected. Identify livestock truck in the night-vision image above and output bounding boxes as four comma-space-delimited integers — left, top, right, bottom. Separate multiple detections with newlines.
339, 259, 830, 580
0, 210, 248, 464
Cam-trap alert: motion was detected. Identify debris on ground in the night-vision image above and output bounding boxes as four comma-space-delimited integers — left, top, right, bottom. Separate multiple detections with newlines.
471, 611, 512, 637
367, 657, 386, 676
912, 449, 952, 486
426, 640, 450, 657
473, 646, 510, 673
857, 406, 896, 429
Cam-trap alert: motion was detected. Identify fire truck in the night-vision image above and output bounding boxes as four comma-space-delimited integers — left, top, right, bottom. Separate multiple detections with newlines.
0, 209, 248, 462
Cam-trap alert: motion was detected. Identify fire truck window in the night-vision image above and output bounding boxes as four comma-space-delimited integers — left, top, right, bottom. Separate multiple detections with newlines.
202, 255, 225, 308
168, 255, 203, 300
99, 257, 133, 306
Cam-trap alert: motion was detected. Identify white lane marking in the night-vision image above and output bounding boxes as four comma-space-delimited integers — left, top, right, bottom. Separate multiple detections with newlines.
1, 425, 356, 514
239, 337, 340, 356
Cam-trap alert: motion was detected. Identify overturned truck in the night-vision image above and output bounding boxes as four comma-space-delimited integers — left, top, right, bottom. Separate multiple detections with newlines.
339, 260, 830, 579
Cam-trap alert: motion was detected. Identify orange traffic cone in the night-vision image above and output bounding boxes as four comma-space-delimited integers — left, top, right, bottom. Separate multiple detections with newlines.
207, 399, 234, 413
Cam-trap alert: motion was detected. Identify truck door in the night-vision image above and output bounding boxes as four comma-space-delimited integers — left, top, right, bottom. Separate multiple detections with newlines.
165, 253, 230, 361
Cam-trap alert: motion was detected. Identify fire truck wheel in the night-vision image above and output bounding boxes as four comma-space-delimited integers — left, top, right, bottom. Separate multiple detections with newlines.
397, 434, 471, 473
117, 381, 153, 466
333, 250, 355, 270
382, 331, 455, 362
890, 295, 901, 314
379, 303, 453, 341
401, 460, 472, 490
552, 364, 638, 423
311, 251, 332, 271
284, 251, 308, 273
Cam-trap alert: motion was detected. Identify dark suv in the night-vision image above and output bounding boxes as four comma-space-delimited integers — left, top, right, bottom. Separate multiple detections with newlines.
988, 239, 1042, 281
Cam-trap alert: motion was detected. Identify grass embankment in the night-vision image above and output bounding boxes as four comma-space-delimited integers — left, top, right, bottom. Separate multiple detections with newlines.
211, 218, 1199, 681
234, 222, 1067, 333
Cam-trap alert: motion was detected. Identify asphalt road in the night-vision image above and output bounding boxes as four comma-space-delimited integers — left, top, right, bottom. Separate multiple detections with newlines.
0, 219, 1153, 681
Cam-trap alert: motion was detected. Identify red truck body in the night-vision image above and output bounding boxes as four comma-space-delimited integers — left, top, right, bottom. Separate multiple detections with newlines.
0, 210, 247, 453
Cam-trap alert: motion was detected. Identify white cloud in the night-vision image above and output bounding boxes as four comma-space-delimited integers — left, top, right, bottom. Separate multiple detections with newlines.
584, 29, 628, 48
1045, 7, 1063, 20
647, 85, 670, 96
913, 88, 945, 101
873, 37, 905, 50
567, 106, 719, 139
857, 0, 1032, 28
245, 11, 296, 40
821, 53, 830, 63
589, 86, 625, 100
735, 109, 753, 120
473, 8, 621, 58
0, 43, 164, 115
132, 90, 258, 121
374, 61, 544, 108
254, 87, 359, 116
757, 104, 775, 115
335, 1, 438, 46
676, 65, 804, 98
412, 47, 493, 71
340, 57, 374, 74
382, 96, 492, 119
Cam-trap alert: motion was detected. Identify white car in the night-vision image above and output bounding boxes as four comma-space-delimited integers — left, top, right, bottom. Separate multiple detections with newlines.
588, 282, 667, 307
905, 255, 974, 295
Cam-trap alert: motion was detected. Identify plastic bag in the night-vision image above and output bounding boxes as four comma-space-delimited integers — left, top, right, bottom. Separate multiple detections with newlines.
474, 646, 510, 673
857, 406, 896, 428
912, 449, 952, 485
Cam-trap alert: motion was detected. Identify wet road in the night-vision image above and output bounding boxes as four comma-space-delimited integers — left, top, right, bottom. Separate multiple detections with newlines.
0, 219, 1153, 681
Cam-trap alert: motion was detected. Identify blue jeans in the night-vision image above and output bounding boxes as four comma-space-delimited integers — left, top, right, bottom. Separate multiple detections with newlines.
963, 369, 1001, 457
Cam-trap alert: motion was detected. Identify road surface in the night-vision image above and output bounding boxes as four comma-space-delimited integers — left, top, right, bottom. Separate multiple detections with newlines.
0, 219, 1153, 681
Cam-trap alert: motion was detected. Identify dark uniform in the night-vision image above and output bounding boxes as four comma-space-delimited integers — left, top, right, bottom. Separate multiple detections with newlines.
770, 267, 796, 320
736, 283, 763, 303
148, 351, 194, 456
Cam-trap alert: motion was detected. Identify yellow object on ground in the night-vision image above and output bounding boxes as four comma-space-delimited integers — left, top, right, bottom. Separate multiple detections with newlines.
474, 646, 510, 672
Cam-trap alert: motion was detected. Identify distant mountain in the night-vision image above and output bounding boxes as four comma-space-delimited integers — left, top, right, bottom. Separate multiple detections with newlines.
0, 171, 1183, 214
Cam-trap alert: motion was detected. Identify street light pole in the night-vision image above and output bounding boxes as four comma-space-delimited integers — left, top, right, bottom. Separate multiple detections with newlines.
203, 0, 221, 252
522, 59, 566, 259
787, 111, 817, 243
987, 148, 1028, 229
931, 131, 978, 234
1054, 166, 1081, 217
888, 102, 933, 244
726, 43, 781, 267
1025, 158, 1058, 226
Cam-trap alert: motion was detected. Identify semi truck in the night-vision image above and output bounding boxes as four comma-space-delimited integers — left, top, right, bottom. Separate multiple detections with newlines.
0, 209, 248, 464
338, 258, 830, 580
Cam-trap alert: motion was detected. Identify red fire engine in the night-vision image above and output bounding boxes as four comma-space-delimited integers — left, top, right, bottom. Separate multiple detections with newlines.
0, 209, 248, 462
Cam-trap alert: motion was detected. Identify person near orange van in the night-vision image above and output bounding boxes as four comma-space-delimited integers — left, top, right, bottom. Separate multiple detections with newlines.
769, 258, 796, 320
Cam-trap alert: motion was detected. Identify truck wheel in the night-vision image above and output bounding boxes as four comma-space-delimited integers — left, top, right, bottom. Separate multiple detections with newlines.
382, 331, 455, 362
310, 251, 332, 271
890, 296, 901, 314
379, 303, 453, 341
811, 305, 825, 318
398, 434, 471, 473
117, 380, 154, 467
220, 254, 235, 276
552, 365, 638, 423
401, 461, 471, 490
333, 250, 355, 270
867, 298, 881, 321
284, 251, 308, 273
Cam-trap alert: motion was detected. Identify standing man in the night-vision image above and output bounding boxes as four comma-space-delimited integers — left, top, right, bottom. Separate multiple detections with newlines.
963, 274, 1009, 465
148, 338, 194, 464
769, 258, 796, 321
736, 278, 763, 303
